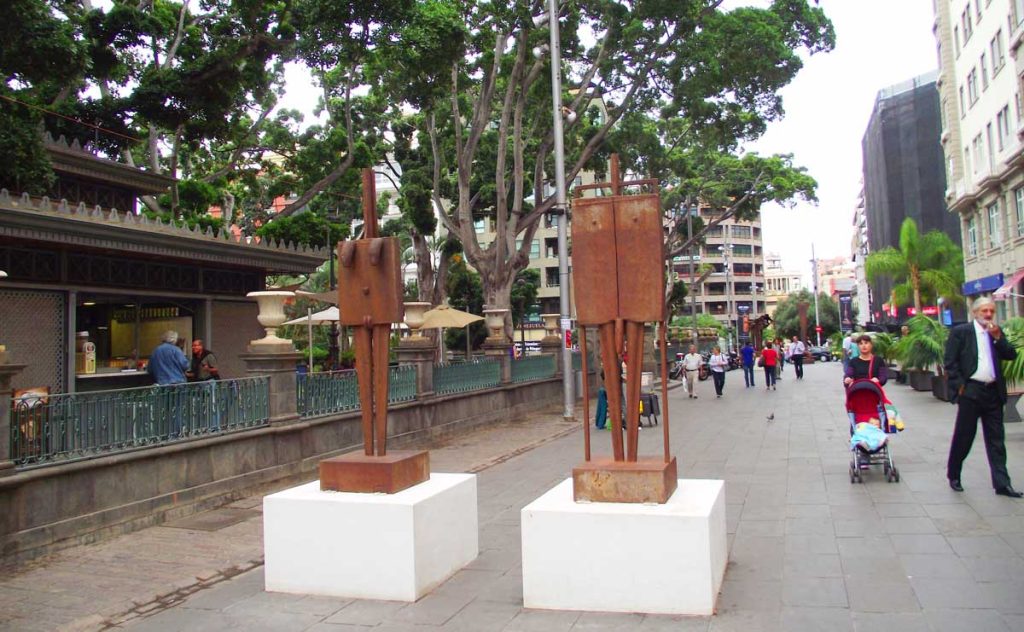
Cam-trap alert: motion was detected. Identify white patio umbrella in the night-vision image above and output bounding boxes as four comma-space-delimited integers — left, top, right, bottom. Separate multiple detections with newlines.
284, 307, 340, 368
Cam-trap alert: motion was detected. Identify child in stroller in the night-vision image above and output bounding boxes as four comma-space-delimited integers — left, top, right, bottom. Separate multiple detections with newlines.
846, 379, 900, 483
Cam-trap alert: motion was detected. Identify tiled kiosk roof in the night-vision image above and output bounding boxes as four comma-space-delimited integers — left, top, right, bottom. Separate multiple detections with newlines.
42, 133, 177, 196
0, 189, 327, 275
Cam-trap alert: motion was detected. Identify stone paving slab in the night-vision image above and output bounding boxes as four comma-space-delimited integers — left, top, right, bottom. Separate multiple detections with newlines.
6, 365, 1024, 631
0, 402, 584, 632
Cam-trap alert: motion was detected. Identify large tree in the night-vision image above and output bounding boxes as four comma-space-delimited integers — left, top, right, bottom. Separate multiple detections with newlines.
772, 288, 850, 341
865, 218, 964, 314
418, 0, 833, 333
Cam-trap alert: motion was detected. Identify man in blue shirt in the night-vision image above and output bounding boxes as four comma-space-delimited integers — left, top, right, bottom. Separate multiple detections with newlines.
740, 341, 756, 388
147, 331, 189, 385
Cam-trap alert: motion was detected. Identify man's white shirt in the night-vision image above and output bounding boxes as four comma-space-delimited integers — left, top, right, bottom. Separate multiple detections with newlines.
971, 319, 997, 384
683, 353, 703, 371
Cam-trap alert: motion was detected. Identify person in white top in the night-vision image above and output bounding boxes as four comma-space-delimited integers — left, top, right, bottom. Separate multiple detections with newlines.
790, 336, 806, 379
944, 296, 1020, 496
709, 346, 728, 398
682, 345, 703, 399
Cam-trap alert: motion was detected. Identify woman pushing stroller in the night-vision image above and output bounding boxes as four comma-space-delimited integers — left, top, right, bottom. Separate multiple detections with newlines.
844, 334, 888, 386
843, 334, 901, 483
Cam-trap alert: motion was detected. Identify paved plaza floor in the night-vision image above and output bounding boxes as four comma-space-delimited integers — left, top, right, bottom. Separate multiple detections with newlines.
6, 361, 1024, 631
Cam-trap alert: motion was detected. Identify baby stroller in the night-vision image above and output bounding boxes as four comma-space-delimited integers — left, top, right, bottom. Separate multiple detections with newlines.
846, 379, 900, 484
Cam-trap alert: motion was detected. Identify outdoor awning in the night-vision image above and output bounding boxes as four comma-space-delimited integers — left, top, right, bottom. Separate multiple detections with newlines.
994, 268, 1024, 299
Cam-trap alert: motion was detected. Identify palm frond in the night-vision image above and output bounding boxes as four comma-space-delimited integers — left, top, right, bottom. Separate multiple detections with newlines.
1001, 317, 1024, 388
893, 314, 948, 371
865, 248, 907, 283
898, 218, 921, 267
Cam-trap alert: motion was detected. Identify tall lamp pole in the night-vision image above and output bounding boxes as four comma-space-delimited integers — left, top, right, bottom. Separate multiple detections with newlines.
811, 243, 821, 346
718, 244, 733, 352
544, 0, 575, 421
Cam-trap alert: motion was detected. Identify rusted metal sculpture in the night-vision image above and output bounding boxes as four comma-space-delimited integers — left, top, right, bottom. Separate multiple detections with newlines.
319, 168, 429, 494
571, 155, 677, 504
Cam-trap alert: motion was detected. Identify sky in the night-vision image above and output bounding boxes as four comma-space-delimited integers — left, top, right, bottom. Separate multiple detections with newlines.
746, 0, 940, 283
275, 1, 941, 285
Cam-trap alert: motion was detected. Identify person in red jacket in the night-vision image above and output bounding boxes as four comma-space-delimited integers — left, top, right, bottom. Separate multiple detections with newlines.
761, 341, 778, 391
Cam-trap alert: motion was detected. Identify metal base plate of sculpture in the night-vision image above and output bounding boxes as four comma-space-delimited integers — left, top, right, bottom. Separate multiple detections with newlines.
319, 168, 429, 494
571, 156, 676, 504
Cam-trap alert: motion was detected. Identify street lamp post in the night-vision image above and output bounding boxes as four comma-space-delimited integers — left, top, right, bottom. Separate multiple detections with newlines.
718, 244, 733, 352
542, 0, 575, 421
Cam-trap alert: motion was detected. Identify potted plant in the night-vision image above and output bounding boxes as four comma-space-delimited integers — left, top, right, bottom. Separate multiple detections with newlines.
893, 315, 948, 395
999, 317, 1024, 423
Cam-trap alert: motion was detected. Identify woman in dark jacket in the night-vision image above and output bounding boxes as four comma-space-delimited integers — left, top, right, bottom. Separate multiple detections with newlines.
843, 334, 888, 386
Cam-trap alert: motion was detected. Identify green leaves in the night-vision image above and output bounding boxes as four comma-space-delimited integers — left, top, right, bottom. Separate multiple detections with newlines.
865, 218, 964, 311
893, 314, 948, 371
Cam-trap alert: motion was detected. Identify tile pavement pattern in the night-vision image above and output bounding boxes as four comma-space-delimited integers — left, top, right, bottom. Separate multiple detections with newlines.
8, 362, 1024, 631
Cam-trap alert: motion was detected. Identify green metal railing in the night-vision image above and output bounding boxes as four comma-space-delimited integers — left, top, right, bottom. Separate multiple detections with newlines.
297, 369, 359, 418
10, 377, 270, 468
571, 350, 595, 372
434, 359, 501, 395
298, 365, 418, 418
388, 365, 417, 403
511, 354, 556, 383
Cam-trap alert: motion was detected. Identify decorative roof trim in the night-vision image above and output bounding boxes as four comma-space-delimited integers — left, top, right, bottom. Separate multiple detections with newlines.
43, 133, 176, 195
0, 189, 327, 274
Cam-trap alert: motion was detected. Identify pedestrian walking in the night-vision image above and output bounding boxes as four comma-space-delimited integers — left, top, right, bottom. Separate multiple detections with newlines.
790, 336, 806, 380
843, 334, 888, 386
741, 340, 756, 387
841, 334, 854, 373
682, 344, 703, 399
944, 296, 1022, 497
709, 346, 728, 398
761, 341, 778, 391
778, 338, 787, 377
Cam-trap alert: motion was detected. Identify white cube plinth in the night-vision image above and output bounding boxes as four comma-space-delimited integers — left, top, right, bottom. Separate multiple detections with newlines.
522, 478, 726, 615
264, 473, 478, 601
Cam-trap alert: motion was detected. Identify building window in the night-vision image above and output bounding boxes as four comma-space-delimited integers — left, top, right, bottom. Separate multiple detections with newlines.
987, 122, 996, 169
967, 215, 978, 256
967, 68, 979, 105
940, 97, 949, 132
474, 218, 486, 233
981, 53, 989, 90
972, 134, 984, 173
959, 85, 966, 117
963, 8, 974, 41
545, 267, 559, 287
731, 225, 752, 239
1016, 186, 1024, 236
1015, 0, 1024, 26
976, 0, 983, 20
988, 201, 1002, 247
992, 30, 1006, 73
965, 146, 973, 175
998, 105, 1011, 150
955, 26, 962, 55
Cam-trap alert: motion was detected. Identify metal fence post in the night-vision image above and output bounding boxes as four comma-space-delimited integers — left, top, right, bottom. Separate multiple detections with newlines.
239, 349, 302, 425
0, 363, 26, 476
483, 340, 513, 384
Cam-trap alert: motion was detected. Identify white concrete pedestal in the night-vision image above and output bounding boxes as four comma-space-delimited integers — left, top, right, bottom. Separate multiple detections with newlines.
264, 473, 478, 601
521, 478, 726, 615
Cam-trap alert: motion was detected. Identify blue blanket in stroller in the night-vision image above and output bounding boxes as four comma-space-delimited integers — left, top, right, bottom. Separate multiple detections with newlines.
850, 422, 887, 452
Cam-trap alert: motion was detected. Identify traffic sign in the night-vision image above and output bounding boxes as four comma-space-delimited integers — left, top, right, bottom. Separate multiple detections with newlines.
815, 326, 823, 332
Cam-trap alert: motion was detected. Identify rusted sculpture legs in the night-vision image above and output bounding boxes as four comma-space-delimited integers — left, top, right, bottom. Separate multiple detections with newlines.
354, 324, 391, 456
598, 320, 645, 462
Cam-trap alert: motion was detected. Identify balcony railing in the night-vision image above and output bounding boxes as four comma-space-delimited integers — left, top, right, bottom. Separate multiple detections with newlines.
10, 377, 270, 468
511, 354, 557, 383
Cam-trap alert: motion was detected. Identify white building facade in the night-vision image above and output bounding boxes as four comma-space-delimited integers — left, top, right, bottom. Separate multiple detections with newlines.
935, 0, 1024, 317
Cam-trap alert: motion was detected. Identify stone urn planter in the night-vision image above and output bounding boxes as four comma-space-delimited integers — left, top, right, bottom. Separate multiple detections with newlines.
247, 290, 295, 347
483, 308, 509, 339
540, 313, 561, 342
403, 302, 431, 339
907, 369, 934, 392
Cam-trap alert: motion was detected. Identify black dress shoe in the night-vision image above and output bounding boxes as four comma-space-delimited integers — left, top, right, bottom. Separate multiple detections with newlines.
995, 486, 1024, 498
949, 479, 964, 492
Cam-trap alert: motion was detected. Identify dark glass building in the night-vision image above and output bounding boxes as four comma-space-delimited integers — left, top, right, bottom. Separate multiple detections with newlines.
861, 71, 959, 319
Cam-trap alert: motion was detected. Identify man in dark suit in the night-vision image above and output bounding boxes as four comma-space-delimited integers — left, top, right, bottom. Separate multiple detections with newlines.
944, 296, 1021, 497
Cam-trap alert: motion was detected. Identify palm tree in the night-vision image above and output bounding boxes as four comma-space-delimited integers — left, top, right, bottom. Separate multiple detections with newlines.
865, 218, 963, 314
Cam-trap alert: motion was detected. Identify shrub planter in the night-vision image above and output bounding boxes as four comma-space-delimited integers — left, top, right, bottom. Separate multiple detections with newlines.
890, 368, 905, 384
931, 374, 951, 402
1006, 392, 1023, 423
908, 370, 934, 392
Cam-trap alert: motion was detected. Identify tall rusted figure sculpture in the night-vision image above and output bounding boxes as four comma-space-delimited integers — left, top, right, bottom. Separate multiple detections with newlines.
572, 156, 676, 504
319, 168, 429, 493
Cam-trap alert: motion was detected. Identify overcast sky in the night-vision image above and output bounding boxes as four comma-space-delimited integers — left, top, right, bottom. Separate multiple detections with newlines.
277, 1, 940, 285
747, 0, 939, 283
